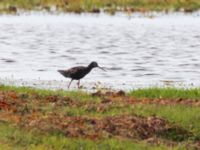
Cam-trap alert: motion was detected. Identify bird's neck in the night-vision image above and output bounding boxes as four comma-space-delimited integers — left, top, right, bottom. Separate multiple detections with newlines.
87, 65, 94, 72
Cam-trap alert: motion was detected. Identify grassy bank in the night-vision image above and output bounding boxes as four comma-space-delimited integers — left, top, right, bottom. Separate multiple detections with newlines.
0, 85, 200, 149
0, 0, 200, 14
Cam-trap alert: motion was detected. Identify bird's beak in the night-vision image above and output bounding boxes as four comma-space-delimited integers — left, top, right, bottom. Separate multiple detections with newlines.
98, 66, 106, 71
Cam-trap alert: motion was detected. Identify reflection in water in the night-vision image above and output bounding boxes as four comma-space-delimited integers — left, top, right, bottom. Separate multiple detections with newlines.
0, 13, 200, 89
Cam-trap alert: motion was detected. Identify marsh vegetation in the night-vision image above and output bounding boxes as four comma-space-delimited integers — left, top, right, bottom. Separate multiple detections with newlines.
0, 85, 200, 149
0, 0, 200, 14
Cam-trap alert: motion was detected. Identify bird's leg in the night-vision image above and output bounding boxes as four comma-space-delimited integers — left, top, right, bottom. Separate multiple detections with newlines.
68, 79, 73, 89
77, 80, 80, 89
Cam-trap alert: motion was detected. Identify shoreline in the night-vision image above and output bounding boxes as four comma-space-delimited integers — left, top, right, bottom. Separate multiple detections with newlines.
0, 0, 200, 15
0, 8, 200, 16
1, 84, 200, 97
0, 77, 199, 92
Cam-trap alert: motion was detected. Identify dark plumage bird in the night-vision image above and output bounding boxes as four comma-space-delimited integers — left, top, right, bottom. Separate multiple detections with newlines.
58, 61, 106, 89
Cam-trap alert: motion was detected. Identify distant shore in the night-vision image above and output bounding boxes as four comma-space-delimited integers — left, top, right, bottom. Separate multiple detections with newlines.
0, 0, 200, 15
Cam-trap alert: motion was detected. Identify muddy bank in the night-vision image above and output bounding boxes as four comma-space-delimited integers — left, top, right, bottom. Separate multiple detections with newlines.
92, 90, 200, 107
0, 89, 199, 148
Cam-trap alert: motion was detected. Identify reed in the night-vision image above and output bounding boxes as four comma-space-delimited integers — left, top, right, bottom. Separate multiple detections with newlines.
0, 0, 200, 14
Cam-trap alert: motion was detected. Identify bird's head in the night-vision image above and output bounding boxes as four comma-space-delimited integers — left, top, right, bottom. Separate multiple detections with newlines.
89, 61, 106, 71
90, 61, 98, 68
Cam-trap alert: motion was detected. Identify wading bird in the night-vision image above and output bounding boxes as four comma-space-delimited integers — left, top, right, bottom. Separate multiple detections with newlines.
58, 61, 106, 89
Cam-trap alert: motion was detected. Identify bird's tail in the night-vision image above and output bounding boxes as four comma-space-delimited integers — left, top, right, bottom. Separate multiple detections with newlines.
57, 70, 69, 77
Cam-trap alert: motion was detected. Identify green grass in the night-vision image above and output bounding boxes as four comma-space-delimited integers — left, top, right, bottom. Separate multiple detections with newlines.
1, 85, 200, 100
0, 85, 200, 149
133, 104, 200, 139
129, 87, 200, 99
0, 121, 174, 150
0, 0, 200, 14
0, 84, 95, 101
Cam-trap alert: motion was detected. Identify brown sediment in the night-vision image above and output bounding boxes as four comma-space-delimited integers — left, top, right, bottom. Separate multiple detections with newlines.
92, 90, 200, 107
0, 90, 199, 148
0, 101, 10, 110
24, 114, 192, 140
8, 6, 17, 13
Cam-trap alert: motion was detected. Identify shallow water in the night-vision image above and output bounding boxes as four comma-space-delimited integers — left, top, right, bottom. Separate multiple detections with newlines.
0, 13, 200, 90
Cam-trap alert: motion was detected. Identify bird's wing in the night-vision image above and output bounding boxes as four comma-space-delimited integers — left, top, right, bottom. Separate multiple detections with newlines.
58, 69, 70, 77
66, 66, 85, 75
59, 66, 85, 76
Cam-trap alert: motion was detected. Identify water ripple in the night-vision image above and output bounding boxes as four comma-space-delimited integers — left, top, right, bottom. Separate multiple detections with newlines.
0, 14, 200, 88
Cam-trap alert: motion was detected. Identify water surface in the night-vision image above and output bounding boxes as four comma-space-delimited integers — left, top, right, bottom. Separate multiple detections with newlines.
0, 13, 200, 90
